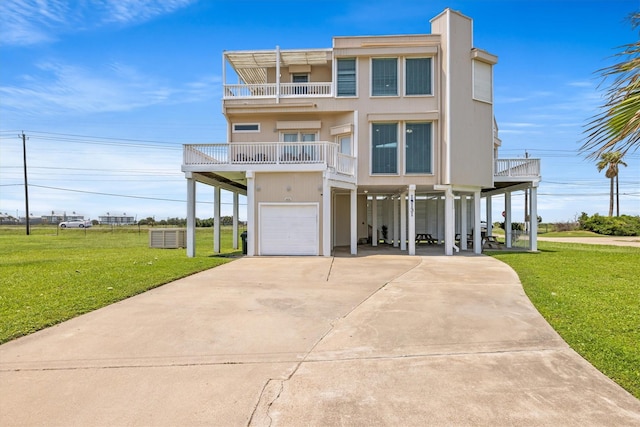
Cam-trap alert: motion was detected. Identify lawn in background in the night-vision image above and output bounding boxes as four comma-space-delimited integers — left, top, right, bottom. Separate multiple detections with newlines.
0, 225, 241, 344
489, 241, 640, 398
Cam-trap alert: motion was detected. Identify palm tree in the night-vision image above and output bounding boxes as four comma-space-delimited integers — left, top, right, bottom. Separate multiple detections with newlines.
581, 12, 640, 158
596, 151, 628, 216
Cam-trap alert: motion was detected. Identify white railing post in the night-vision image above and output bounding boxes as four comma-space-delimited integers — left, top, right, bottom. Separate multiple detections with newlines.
276, 45, 281, 104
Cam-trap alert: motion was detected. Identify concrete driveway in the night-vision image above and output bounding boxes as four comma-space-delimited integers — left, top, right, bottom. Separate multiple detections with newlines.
1, 254, 639, 426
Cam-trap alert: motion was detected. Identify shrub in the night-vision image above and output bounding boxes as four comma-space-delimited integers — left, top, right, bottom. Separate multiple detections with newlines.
578, 213, 640, 236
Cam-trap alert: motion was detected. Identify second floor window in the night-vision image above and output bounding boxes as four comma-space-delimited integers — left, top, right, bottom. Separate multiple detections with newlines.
372, 58, 397, 96
405, 122, 432, 174
405, 58, 432, 95
337, 58, 356, 96
372, 123, 398, 174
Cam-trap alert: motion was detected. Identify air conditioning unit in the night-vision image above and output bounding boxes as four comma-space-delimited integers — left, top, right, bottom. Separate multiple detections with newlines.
149, 228, 186, 249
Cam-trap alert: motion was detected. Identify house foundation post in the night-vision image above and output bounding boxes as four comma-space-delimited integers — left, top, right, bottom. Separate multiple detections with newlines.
186, 178, 196, 258
393, 196, 399, 247
400, 192, 407, 251
214, 186, 221, 254
408, 185, 416, 255
460, 194, 467, 250
322, 176, 331, 256
505, 191, 512, 248
474, 190, 481, 254
444, 187, 455, 256
246, 171, 255, 256
530, 185, 538, 251
350, 188, 357, 255
372, 195, 378, 246
486, 195, 493, 236
232, 191, 239, 250
385, 197, 392, 244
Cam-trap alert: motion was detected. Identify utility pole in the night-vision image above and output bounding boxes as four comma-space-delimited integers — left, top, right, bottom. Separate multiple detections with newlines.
21, 132, 30, 235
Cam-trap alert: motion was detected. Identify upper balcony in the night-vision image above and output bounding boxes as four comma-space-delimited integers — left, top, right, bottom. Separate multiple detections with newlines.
224, 82, 332, 99
223, 48, 333, 101
182, 142, 355, 178
494, 158, 540, 182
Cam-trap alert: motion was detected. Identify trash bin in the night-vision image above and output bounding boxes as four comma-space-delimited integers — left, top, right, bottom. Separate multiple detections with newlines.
240, 231, 247, 255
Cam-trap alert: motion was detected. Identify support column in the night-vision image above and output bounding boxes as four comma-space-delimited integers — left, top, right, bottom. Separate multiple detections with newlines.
486, 195, 493, 236
322, 176, 331, 256
246, 171, 255, 256
400, 192, 407, 251
350, 188, 357, 255
393, 197, 399, 247
474, 190, 481, 254
385, 197, 392, 244
214, 186, 221, 254
505, 191, 512, 249
232, 191, 239, 250
372, 196, 378, 247
408, 185, 416, 255
460, 195, 467, 250
186, 178, 196, 258
444, 187, 455, 256
530, 185, 538, 251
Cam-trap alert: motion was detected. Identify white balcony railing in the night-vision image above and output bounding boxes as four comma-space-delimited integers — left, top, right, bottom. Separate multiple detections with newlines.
184, 142, 355, 176
494, 158, 540, 178
223, 82, 332, 99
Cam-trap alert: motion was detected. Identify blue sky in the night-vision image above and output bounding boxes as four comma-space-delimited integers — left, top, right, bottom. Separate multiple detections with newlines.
1, 0, 639, 223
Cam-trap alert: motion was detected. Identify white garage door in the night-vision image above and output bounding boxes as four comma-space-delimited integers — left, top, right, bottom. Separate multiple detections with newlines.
260, 204, 319, 255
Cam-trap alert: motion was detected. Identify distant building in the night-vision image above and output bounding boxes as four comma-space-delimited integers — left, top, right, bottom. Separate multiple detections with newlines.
41, 212, 86, 224
99, 214, 136, 225
0, 214, 18, 224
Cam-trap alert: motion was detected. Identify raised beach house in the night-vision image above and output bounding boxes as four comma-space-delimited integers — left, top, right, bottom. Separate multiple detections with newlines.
181, 8, 541, 257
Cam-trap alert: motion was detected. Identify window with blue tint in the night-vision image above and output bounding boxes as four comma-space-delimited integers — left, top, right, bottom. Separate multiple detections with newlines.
372, 123, 398, 174
337, 58, 356, 96
405, 58, 432, 95
372, 58, 397, 96
405, 122, 432, 174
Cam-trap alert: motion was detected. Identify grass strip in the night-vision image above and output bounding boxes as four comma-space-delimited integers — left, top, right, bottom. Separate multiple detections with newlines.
489, 241, 640, 398
0, 226, 239, 343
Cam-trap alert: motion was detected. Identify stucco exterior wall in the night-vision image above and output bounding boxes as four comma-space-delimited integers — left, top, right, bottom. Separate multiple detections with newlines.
334, 193, 367, 247
431, 9, 494, 188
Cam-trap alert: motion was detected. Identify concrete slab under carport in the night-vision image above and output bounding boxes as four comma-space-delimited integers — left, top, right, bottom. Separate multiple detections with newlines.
1, 255, 639, 426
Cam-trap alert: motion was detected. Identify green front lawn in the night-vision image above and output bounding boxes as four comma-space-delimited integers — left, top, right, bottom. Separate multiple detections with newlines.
489, 242, 640, 398
0, 226, 240, 344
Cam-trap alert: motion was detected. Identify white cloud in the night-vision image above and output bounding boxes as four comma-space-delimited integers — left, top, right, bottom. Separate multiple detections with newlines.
501, 122, 541, 128
0, 0, 196, 46
567, 80, 594, 88
0, 61, 217, 114
101, 0, 195, 24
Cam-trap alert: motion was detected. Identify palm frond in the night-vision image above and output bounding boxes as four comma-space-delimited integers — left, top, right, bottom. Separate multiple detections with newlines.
581, 12, 640, 159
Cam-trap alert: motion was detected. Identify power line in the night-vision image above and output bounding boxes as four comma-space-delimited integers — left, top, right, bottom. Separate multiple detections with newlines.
28, 184, 247, 206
